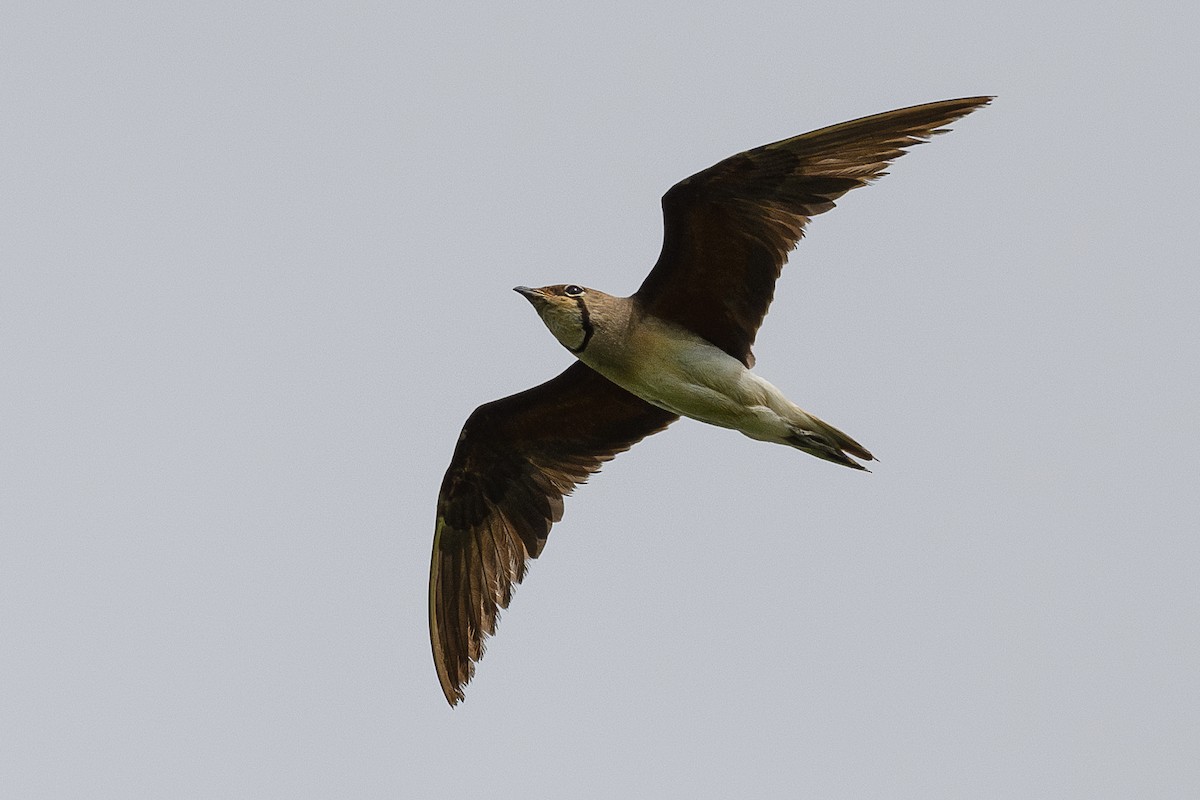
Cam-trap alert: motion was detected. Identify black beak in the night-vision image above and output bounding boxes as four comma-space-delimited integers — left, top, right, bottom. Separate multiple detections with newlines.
513, 286, 544, 306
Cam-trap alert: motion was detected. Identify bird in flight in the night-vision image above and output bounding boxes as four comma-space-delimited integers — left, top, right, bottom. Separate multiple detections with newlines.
429, 96, 990, 705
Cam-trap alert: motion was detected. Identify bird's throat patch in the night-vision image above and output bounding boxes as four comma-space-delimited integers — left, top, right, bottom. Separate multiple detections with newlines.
567, 297, 594, 354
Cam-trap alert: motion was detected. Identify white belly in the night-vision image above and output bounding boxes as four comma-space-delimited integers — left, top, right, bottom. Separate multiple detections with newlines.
583, 332, 803, 445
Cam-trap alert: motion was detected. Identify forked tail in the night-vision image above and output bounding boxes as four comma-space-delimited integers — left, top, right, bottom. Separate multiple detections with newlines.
784, 414, 875, 471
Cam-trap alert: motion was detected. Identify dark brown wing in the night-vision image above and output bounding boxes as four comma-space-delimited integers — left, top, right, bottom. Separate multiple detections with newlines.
634, 96, 991, 365
430, 361, 677, 705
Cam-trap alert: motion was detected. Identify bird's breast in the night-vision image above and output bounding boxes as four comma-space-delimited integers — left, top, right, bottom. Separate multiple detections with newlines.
579, 319, 754, 424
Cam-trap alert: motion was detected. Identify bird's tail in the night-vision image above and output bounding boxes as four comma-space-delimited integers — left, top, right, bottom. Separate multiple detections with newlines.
784, 411, 875, 471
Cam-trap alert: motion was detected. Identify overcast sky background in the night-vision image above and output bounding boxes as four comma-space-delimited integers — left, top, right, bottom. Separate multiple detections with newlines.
4, 1, 1198, 797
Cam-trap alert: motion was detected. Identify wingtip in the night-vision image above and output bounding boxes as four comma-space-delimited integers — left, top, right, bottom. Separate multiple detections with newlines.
442, 683, 465, 707
432, 635, 469, 707
430, 515, 467, 708
946, 95, 995, 118
942, 95, 994, 108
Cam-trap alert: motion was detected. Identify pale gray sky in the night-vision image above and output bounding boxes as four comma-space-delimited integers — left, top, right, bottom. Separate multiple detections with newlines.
4, 1, 1199, 797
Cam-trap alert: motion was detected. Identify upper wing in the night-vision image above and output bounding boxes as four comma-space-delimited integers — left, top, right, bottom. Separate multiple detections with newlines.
430, 361, 677, 705
634, 96, 991, 365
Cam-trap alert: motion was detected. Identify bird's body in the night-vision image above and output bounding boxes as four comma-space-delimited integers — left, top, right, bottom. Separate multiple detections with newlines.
429, 96, 991, 705
520, 286, 871, 466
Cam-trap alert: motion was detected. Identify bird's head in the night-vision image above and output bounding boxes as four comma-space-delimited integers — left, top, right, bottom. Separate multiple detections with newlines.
514, 284, 609, 355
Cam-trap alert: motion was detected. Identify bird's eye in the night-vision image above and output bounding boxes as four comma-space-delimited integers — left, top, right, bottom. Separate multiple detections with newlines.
564, 285, 584, 296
